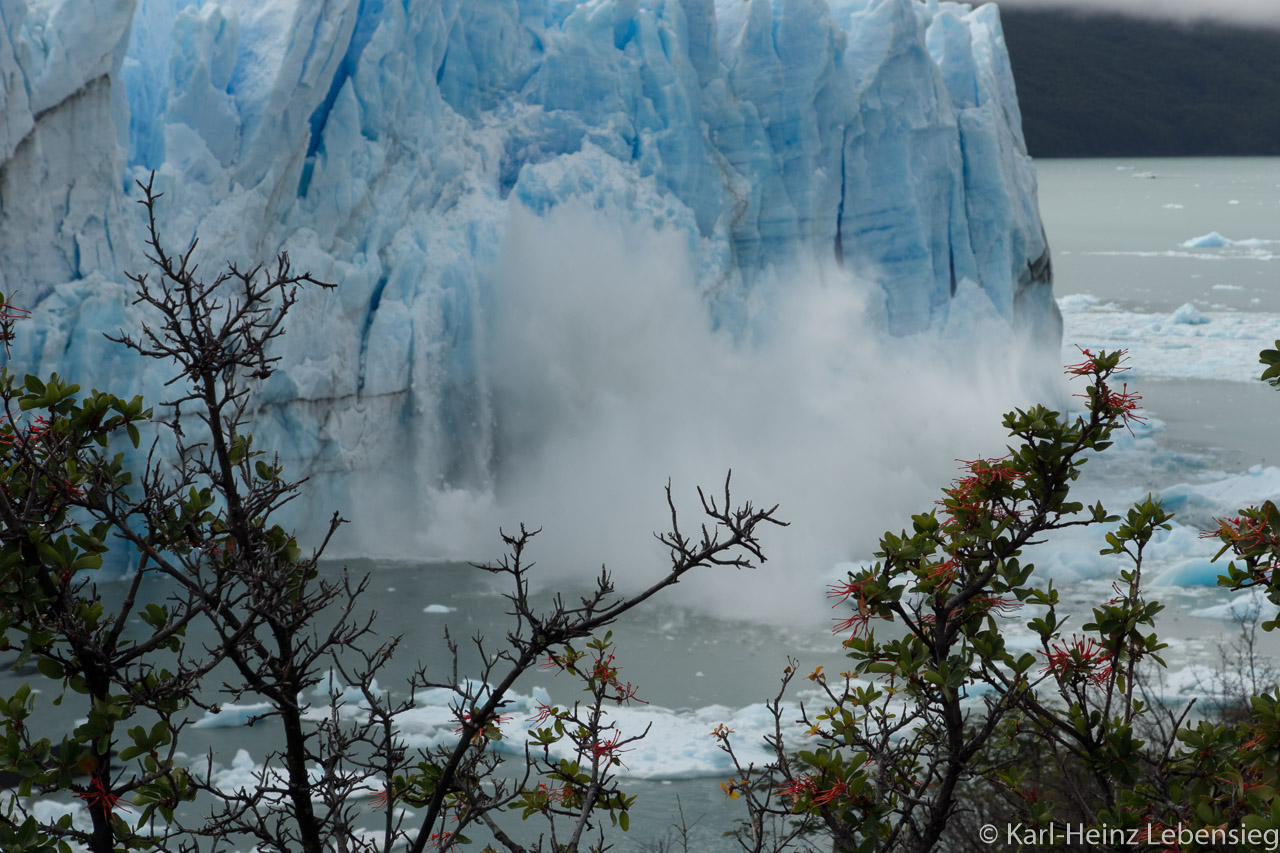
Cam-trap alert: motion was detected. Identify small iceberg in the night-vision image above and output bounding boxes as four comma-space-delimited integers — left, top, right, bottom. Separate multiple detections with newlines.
1155, 558, 1224, 587
1181, 232, 1234, 248
1169, 303, 1209, 325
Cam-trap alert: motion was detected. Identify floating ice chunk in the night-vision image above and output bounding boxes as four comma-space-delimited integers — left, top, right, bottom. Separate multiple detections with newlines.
1162, 203, 1183, 209
1212, 284, 1244, 291
192, 702, 274, 728
27, 798, 91, 832
1056, 292, 1101, 311
195, 747, 323, 795
1144, 523, 1212, 566
1181, 232, 1235, 248
423, 604, 456, 614
1189, 595, 1278, 623
1169, 303, 1209, 325
1157, 466, 1280, 526
1153, 558, 1224, 587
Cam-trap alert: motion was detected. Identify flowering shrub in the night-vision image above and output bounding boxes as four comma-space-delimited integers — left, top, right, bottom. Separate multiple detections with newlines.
716, 348, 1280, 853
0, 180, 783, 853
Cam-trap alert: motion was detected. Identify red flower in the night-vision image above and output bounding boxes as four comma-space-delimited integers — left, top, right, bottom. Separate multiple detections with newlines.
833, 609, 875, 639
968, 595, 1021, 615
827, 578, 866, 605
1238, 729, 1266, 754
830, 577, 881, 639
74, 777, 130, 817
1064, 346, 1101, 376
0, 297, 30, 357
527, 702, 556, 726
957, 456, 1025, 485
0, 415, 52, 449
369, 788, 392, 811
777, 774, 849, 809
810, 778, 848, 806
1040, 636, 1114, 686
591, 730, 633, 766
776, 774, 815, 800
923, 559, 957, 586
0, 299, 30, 322
611, 679, 645, 705
592, 651, 618, 684
1105, 382, 1147, 433
1205, 513, 1277, 552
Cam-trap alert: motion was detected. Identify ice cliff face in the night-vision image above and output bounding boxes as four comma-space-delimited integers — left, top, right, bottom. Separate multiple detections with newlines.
0, 0, 1055, 551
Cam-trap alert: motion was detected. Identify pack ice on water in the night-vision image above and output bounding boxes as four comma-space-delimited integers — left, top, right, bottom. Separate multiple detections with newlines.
0, 0, 1058, 601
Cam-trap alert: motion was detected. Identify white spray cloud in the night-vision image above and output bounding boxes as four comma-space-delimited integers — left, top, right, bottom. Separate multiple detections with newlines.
415, 201, 1058, 623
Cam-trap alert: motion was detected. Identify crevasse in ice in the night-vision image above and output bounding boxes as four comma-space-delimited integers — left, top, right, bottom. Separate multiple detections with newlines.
0, 0, 1055, 546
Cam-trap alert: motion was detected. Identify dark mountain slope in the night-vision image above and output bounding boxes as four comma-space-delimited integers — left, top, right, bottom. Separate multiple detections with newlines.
990, 7, 1280, 157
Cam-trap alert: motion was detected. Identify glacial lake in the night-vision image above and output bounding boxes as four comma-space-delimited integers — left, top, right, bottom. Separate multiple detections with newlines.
6, 157, 1280, 851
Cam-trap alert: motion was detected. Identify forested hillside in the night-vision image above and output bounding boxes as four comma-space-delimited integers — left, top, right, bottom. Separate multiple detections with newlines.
993, 8, 1280, 157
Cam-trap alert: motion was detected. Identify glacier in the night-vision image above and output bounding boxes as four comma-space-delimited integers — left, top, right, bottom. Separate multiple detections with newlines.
0, 0, 1057, 580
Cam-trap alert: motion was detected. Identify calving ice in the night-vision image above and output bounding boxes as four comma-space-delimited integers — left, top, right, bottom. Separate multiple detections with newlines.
0, 0, 1056, 569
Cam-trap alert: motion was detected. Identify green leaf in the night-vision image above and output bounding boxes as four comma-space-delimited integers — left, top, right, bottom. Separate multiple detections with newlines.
70, 553, 102, 571
35, 659, 63, 680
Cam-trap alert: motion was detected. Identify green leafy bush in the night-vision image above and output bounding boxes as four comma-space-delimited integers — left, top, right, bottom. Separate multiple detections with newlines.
717, 349, 1280, 853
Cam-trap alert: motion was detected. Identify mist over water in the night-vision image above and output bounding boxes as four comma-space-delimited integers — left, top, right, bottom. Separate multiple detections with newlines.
406, 202, 1060, 622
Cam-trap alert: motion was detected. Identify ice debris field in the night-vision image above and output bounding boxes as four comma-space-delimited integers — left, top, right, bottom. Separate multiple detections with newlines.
1059, 291, 1278, 384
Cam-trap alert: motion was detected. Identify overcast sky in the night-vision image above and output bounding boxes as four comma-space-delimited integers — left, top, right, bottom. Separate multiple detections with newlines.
988, 0, 1280, 28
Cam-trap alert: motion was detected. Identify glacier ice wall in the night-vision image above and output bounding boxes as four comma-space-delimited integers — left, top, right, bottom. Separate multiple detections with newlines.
0, 0, 1057, 574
